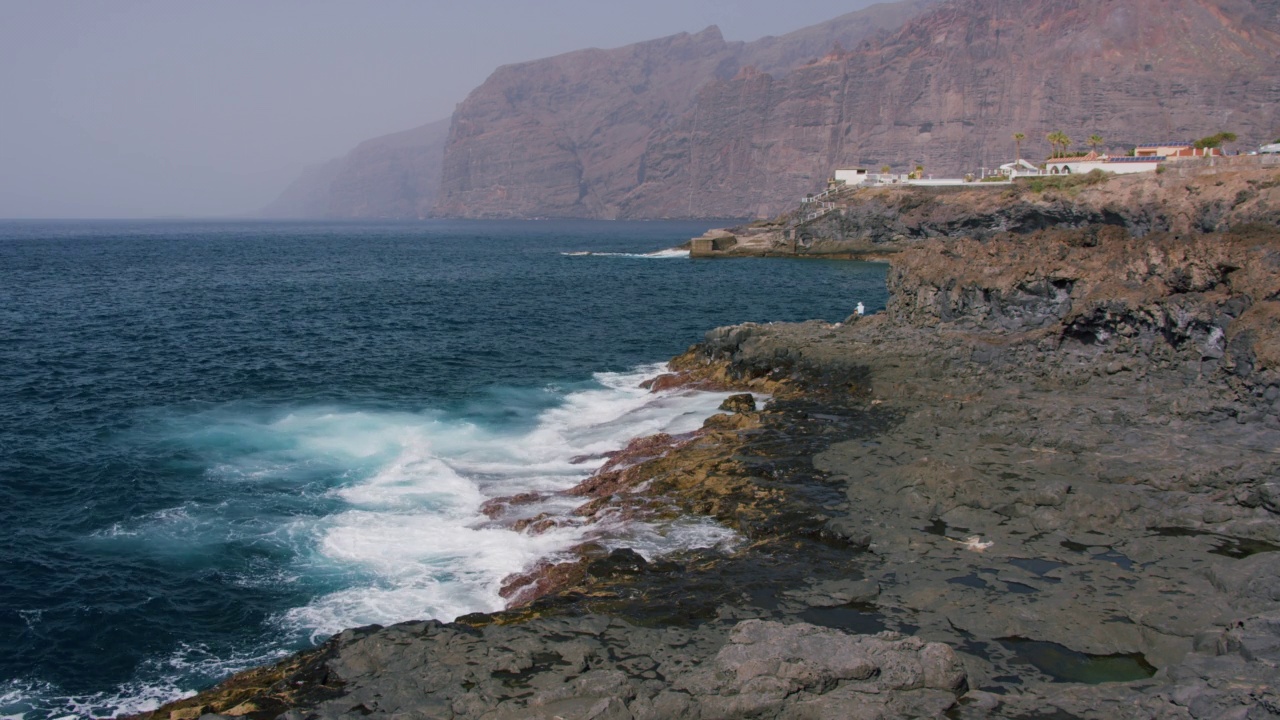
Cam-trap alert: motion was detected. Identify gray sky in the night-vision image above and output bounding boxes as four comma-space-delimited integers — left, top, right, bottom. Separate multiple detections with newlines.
0, 0, 891, 219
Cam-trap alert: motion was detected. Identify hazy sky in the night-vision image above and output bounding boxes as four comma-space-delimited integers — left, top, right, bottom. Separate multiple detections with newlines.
0, 1, 890, 218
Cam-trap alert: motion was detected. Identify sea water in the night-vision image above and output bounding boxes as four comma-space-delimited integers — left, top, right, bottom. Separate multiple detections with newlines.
0, 219, 888, 718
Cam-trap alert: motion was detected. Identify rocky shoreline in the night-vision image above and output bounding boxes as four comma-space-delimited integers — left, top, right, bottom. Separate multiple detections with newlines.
690, 160, 1280, 260
133, 174, 1280, 719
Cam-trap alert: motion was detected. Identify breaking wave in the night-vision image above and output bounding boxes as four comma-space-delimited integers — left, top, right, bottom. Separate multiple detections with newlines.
5, 365, 738, 718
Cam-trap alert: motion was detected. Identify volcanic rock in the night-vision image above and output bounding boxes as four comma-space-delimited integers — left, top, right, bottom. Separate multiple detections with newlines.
138, 173, 1280, 720
718, 393, 756, 413
438, 0, 1280, 219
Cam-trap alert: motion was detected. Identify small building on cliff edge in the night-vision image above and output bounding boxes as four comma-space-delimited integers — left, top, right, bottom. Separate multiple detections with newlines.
1046, 143, 1224, 175
1046, 152, 1164, 175
1135, 142, 1224, 159
999, 159, 1043, 178
833, 168, 871, 185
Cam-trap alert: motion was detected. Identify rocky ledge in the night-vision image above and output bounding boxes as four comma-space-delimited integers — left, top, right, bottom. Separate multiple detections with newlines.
690, 161, 1280, 259
136, 192, 1280, 719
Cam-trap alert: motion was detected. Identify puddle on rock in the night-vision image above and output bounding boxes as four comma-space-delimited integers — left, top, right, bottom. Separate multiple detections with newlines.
799, 602, 887, 635
998, 637, 1157, 684
1008, 557, 1065, 582
947, 573, 989, 589
1149, 527, 1280, 559
1093, 549, 1136, 569
1060, 540, 1136, 569
1003, 580, 1039, 594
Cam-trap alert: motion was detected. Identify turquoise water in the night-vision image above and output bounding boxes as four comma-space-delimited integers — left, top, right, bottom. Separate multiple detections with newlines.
0, 219, 887, 718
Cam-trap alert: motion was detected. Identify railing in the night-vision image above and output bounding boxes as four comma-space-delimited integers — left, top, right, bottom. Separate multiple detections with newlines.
1167, 154, 1280, 169
800, 202, 838, 224
801, 186, 846, 204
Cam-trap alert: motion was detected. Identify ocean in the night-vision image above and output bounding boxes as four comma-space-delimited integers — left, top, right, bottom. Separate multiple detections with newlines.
0, 219, 888, 718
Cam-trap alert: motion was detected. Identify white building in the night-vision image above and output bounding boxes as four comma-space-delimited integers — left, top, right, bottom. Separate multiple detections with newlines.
1135, 142, 1222, 159
1044, 151, 1163, 175
831, 168, 912, 188
833, 168, 871, 185
999, 159, 1043, 177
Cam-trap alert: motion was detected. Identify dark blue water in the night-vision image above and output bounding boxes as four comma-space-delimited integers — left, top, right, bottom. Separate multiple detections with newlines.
0, 219, 887, 718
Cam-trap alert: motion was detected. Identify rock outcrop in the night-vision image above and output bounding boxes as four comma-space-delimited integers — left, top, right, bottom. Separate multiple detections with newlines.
437, 0, 1280, 219
690, 160, 1280, 256
139, 167, 1280, 717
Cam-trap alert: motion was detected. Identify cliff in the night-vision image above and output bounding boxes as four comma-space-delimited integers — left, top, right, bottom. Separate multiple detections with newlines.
259, 159, 345, 219
260, 118, 450, 219
438, 0, 1280, 219
433, 1, 936, 219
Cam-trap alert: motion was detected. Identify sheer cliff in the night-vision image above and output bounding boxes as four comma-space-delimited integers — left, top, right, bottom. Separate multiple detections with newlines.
438, 0, 1280, 219
261, 118, 450, 219
433, 1, 937, 219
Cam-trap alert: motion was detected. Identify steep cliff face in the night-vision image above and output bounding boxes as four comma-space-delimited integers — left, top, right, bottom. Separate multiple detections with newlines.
259, 159, 344, 219
261, 118, 449, 219
435, 1, 934, 219
434, 26, 745, 219
439, 0, 1280, 219
324, 118, 450, 218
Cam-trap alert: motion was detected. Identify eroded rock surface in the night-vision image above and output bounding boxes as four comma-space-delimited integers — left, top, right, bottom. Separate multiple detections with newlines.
139, 212, 1280, 719
695, 164, 1280, 257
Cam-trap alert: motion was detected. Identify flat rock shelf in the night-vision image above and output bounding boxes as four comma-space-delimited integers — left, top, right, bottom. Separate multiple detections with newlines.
138, 220, 1280, 720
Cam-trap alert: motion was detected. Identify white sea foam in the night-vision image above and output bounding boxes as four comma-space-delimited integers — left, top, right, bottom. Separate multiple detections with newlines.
560, 248, 690, 259
1, 642, 288, 719
54, 364, 742, 718
267, 363, 739, 638
600, 516, 741, 560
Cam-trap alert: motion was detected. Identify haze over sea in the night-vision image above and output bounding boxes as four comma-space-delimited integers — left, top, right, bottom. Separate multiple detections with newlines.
0, 220, 887, 719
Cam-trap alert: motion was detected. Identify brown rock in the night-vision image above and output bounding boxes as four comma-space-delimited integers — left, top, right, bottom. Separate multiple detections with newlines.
436, 0, 1279, 220
719, 393, 756, 413
222, 701, 260, 716
435, 3, 932, 219
480, 492, 546, 519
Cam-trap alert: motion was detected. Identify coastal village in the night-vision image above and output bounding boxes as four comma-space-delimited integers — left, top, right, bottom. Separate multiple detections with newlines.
692, 134, 1280, 257
831, 134, 1279, 188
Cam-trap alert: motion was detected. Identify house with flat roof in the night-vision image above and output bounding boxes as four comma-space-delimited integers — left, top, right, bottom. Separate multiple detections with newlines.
833, 168, 871, 185
1135, 142, 1223, 158
999, 159, 1042, 177
1045, 151, 1163, 175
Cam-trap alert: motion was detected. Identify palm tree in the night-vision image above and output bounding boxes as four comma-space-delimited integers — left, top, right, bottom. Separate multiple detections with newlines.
880, 165, 891, 174
1087, 134, 1104, 154
1045, 131, 1062, 158
1013, 132, 1025, 163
